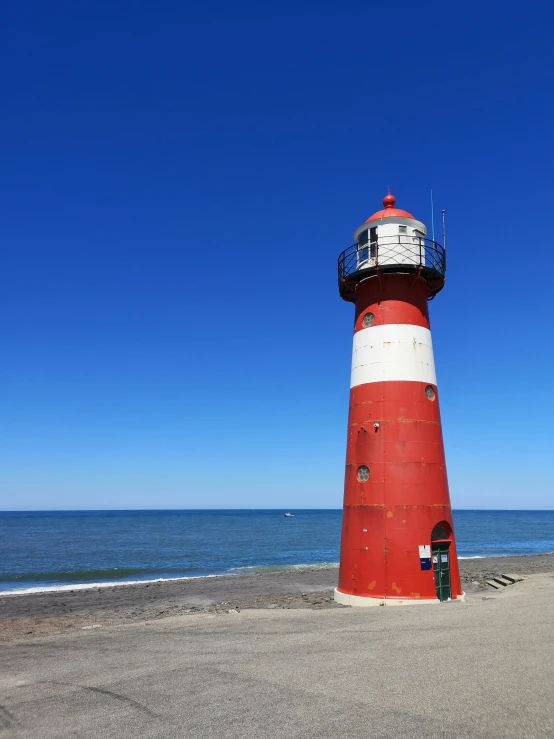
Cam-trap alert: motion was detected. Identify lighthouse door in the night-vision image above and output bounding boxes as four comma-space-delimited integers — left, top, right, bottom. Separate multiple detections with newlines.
432, 543, 451, 601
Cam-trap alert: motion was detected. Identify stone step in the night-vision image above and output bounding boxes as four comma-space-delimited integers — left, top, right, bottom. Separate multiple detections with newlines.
502, 573, 524, 583
485, 574, 525, 590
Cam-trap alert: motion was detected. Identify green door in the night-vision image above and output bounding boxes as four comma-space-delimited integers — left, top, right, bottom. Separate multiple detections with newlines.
432, 543, 451, 601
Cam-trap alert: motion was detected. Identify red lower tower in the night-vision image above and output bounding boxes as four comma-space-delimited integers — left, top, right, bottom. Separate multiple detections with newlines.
334, 192, 463, 606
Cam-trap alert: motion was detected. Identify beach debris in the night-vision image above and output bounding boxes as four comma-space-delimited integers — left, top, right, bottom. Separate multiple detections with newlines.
80, 624, 102, 629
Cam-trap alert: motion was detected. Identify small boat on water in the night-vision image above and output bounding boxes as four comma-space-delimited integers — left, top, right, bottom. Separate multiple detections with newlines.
284, 512, 295, 517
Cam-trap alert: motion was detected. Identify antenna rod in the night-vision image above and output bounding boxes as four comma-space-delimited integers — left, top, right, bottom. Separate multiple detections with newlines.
430, 189, 435, 242
441, 209, 447, 250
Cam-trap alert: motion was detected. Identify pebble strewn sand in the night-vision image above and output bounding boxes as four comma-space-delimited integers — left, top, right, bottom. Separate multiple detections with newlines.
1, 553, 553, 641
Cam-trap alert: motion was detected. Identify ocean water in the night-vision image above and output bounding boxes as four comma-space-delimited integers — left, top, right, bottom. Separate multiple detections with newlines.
1, 509, 553, 594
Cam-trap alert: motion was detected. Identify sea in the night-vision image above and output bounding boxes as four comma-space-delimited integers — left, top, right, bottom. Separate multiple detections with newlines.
1, 510, 553, 595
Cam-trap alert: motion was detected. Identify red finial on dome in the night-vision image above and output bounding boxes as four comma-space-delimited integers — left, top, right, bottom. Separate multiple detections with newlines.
360, 189, 416, 225
383, 189, 396, 209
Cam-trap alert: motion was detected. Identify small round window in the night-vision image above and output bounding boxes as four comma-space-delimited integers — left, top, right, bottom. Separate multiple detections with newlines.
425, 385, 435, 401
362, 313, 375, 328
357, 465, 370, 482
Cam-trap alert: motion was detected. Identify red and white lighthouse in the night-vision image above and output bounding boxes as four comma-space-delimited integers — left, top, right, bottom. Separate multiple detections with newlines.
335, 191, 463, 606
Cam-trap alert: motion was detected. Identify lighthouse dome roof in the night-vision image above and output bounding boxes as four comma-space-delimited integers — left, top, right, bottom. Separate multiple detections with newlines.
363, 191, 415, 223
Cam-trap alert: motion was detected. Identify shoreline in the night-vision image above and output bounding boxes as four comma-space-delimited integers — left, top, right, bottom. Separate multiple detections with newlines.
0, 562, 341, 597
5, 573, 554, 739
1, 552, 553, 641
2, 552, 553, 598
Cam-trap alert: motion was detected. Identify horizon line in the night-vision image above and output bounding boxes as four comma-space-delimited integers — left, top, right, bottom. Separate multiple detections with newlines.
1, 507, 552, 513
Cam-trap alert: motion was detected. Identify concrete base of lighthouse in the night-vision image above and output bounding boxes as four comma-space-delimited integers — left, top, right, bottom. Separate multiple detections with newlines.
334, 588, 465, 607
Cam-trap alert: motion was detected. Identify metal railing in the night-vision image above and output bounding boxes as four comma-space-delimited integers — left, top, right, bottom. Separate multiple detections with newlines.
337, 236, 446, 302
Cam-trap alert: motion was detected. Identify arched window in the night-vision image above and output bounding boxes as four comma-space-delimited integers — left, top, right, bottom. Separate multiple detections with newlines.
431, 521, 452, 541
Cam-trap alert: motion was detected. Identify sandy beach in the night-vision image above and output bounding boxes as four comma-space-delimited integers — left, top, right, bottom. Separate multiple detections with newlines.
1, 553, 553, 641
1, 562, 554, 738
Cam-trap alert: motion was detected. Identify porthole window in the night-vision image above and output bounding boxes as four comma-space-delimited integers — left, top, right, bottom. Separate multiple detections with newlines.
425, 385, 436, 401
362, 313, 375, 328
357, 465, 370, 482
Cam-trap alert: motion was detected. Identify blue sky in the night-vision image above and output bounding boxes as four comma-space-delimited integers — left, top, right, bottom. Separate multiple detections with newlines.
1, 1, 553, 510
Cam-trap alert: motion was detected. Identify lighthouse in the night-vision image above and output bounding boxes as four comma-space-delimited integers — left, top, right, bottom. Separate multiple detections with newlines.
334, 191, 463, 606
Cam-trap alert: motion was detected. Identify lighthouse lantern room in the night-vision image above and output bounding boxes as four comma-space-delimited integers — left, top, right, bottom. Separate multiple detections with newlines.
335, 191, 463, 606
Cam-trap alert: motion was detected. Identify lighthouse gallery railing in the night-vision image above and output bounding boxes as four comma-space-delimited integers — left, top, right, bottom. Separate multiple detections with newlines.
337, 236, 446, 302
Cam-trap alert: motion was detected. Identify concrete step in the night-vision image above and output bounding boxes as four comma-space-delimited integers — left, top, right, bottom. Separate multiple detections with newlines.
502, 573, 524, 583
486, 573, 525, 590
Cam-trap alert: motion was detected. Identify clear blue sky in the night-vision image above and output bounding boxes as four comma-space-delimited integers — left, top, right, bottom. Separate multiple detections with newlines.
1, 1, 553, 510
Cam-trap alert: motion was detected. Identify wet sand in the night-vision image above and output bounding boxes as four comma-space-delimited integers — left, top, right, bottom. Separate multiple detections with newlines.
1, 553, 553, 641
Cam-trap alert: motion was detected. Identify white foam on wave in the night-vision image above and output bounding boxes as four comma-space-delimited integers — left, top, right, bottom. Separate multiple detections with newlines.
0, 573, 226, 598
0, 562, 340, 597
229, 562, 339, 574
459, 552, 554, 559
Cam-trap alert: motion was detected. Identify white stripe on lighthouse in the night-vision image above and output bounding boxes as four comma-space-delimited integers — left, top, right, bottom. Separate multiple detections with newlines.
350, 324, 437, 388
